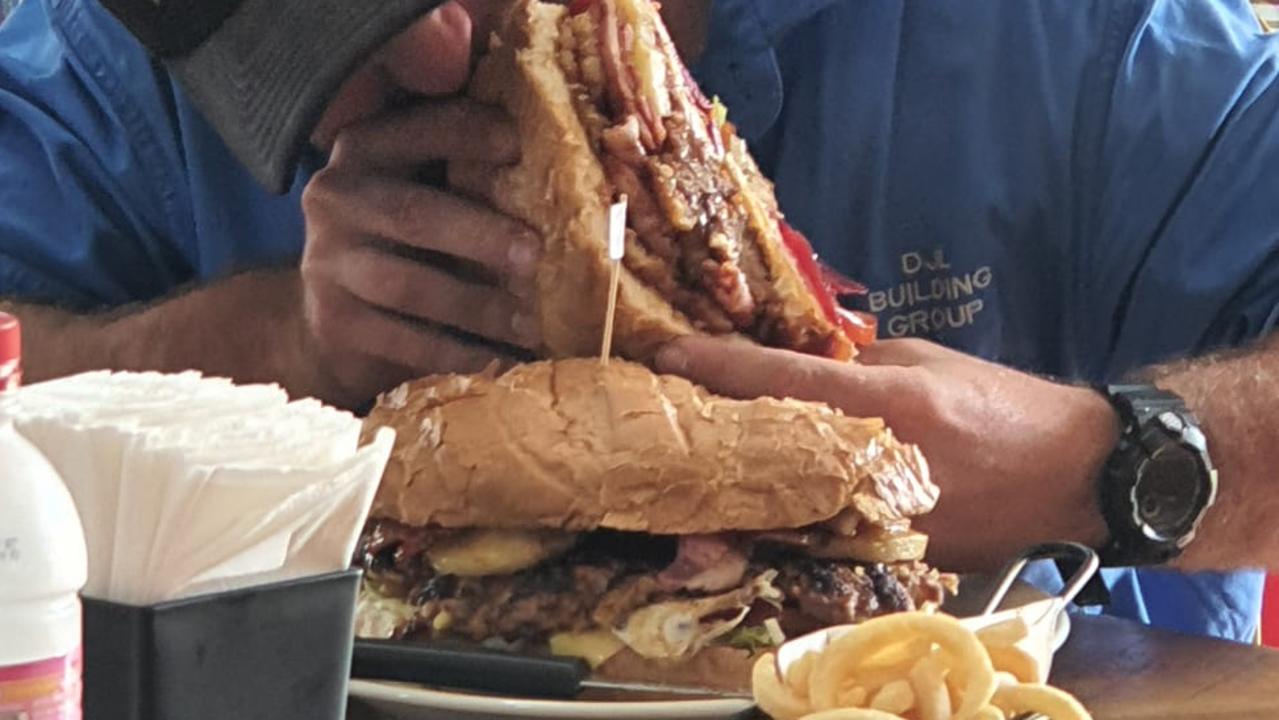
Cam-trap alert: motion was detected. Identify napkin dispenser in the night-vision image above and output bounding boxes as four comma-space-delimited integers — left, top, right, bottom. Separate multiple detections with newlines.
0, 371, 395, 720
82, 568, 361, 720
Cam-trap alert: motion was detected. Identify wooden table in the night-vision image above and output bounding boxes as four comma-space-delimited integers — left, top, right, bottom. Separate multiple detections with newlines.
1052, 616, 1279, 719
349, 615, 1279, 718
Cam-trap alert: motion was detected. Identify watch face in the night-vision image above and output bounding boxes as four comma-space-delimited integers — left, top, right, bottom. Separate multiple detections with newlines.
1134, 445, 1207, 541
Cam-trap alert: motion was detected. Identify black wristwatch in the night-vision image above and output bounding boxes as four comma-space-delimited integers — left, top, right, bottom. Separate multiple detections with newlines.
1094, 384, 1218, 567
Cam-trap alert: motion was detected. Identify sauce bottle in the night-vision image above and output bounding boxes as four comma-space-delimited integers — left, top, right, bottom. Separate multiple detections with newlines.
0, 312, 18, 390
0, 312, 88, 719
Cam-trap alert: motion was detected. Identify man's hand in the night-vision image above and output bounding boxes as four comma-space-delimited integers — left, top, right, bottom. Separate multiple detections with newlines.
312, 0, 502, 148
655, 336, 1116, 572
300, 0, 545, 408
301, 99, 541, 408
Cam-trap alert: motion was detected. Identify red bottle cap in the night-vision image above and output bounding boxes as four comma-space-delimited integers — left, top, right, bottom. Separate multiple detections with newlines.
0, 312, 18, 367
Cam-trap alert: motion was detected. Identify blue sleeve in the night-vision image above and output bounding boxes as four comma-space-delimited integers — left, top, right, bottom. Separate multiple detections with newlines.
1085, 0, 1279, 372
0, 0, 193, 309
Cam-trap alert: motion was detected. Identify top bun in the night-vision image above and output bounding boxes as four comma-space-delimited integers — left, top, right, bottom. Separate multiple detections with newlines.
363, 359, 936, 535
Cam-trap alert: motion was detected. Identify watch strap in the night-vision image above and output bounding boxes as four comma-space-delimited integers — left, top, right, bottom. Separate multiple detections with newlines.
1104, 383, 1195, 429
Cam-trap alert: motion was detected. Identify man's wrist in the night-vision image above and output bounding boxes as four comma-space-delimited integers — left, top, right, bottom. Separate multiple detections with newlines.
1068, 385, 1120, 550
103, 269, 321, 397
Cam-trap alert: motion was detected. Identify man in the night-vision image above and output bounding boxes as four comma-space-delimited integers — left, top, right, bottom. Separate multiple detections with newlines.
656, 0, 1279, 642
0, 0, 1271, 642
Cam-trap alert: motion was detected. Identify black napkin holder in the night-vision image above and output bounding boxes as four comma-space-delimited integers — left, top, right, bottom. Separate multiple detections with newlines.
81, 568, 361, 720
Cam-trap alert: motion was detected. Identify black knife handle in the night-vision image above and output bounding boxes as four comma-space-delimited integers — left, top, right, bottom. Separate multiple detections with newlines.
351, 639, 589, 699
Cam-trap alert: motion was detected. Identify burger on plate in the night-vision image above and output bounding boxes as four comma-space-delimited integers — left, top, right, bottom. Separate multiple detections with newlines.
353, 360, 955, 690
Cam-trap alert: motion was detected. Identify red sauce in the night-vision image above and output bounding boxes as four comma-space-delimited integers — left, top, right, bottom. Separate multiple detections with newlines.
569, 0, 594, 15
778, 221, 838, 322
778, 221, 877, 348
820, 265, 868, 297
839, 309, 879, 348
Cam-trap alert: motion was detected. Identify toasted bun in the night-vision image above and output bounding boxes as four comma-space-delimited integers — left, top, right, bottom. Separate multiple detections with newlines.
594, 645, 759, 694
363, 359, 936, 534
468, 0, 853, 361
469, 0, 693, 360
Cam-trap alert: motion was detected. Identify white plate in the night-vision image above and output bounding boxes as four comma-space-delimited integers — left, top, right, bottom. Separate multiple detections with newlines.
347, 681, 755, 719
346, 578, 1070, 720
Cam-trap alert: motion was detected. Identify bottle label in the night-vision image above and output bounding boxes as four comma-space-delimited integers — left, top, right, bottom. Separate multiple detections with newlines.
0, 648, 81, 720
0, 358, 19, 391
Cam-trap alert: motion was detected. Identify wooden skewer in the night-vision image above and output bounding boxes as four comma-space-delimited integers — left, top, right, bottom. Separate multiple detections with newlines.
600, 265, 622, 366
600, 195, 629, 365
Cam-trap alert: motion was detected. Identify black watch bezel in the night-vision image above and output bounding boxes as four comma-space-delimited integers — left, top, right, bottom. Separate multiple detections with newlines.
1096, 384, 1218, 567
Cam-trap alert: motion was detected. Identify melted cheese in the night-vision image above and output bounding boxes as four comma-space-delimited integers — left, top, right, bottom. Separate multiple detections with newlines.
425, 529, 577, 577
811, 528, 929, 563
549, 630, 628, 669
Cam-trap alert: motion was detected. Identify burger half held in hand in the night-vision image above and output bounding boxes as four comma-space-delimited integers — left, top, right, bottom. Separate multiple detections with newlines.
354, 360, 956, 690
463, 0, 877, 362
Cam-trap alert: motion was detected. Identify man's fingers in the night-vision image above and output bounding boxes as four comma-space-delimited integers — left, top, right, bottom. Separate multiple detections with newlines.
381, 1, 475, 97
653, 335, 823, 401
313, 289, 516, 378
448, 161, 509, 207
310, 68, 393, 151
655, 335, 894, 416
331, 99, 520, 172
304, 172, 540, 282
310, 2, 478, 150
855, 337, 953, 367
336, 243, 540, 350
855, 338, 925, 366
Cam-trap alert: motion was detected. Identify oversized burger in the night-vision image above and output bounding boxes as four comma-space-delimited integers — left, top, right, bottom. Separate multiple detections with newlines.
351, 0, 952, 692
464, 0, 877, 361
353, 360, 955, 689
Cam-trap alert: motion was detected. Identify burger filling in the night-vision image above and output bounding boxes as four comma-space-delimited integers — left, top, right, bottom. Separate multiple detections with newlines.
556, 0, 856, 356
354, 519, 957, 667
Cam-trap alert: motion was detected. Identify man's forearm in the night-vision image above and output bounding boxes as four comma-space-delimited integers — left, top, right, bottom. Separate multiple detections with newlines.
1142, 336, 1279, 571
2, 270, 326, 401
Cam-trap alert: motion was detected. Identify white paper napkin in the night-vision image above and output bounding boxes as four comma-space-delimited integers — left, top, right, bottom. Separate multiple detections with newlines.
0, 371, 394, 605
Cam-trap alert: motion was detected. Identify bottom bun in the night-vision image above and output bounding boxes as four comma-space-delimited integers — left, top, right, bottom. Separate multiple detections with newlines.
594, 646, 762, 693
